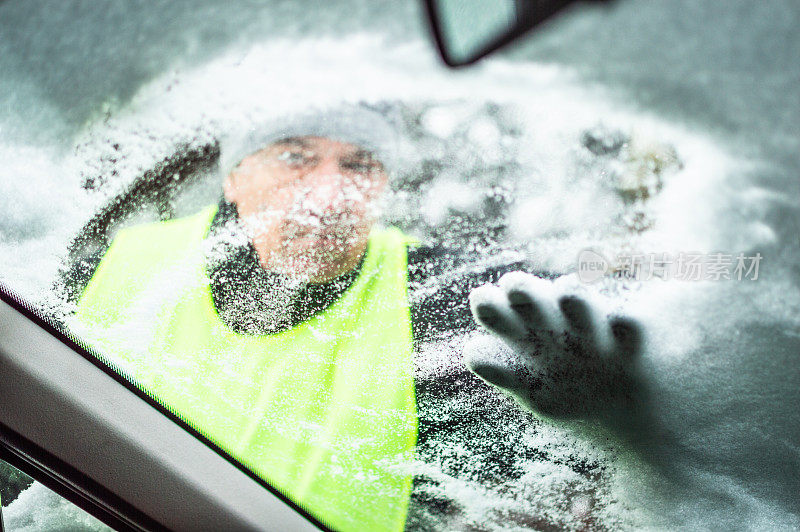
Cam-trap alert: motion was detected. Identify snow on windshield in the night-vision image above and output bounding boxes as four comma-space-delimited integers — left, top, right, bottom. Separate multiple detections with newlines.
1, 31, 797, 532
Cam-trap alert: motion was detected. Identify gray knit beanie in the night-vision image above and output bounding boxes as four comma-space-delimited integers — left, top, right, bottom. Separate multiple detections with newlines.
219, 103, 399, 176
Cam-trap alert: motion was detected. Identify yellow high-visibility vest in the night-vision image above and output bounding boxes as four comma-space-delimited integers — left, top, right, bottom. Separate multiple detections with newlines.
73, 204, 418, 532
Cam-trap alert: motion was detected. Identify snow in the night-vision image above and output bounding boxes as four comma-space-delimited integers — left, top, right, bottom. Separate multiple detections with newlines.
1, 0, 798, 529
4, 482, 110, 532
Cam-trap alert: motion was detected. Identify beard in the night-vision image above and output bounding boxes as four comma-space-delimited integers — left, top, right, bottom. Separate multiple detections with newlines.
270, 229, 362, 283
204, 217, 306, 333
231, 201, 371, 282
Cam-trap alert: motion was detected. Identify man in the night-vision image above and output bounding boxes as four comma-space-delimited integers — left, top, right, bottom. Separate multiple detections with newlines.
66, 105, 640, 531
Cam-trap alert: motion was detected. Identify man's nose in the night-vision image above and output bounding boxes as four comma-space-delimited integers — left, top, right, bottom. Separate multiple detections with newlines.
309, 155, 340, 178
300, 158, 349, 207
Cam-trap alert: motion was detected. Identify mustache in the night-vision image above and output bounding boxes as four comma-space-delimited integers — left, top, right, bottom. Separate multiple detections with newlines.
241, 193, 383, 239
280, 210, 357, 240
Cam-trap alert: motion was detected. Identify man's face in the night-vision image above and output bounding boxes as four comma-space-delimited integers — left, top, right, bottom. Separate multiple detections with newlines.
223, 136, 389, 283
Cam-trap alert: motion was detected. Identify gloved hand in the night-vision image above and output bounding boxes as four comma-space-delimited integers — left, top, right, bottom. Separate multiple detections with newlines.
463, 272, 643, 419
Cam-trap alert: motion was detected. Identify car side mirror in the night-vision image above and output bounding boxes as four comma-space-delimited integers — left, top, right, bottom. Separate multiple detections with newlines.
424, 0, 614, 67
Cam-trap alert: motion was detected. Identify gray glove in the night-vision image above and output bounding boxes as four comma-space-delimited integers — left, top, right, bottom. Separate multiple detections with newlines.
463, 272, 643, 419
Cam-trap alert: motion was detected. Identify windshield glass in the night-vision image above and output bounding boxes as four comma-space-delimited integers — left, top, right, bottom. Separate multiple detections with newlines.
1, 1, 798, 530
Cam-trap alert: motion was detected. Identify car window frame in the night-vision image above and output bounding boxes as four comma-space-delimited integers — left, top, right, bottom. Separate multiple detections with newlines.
0, 282, 327, 531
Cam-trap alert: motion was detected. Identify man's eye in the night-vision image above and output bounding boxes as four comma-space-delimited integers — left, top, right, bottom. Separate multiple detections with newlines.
341, 160, 380, 173
277, 150, 311, 166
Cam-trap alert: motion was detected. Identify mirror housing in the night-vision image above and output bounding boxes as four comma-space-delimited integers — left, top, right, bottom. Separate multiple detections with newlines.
424, 0, 614, 67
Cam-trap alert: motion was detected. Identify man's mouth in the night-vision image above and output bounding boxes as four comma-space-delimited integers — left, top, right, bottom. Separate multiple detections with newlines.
283, 223, 316, 239
283, 223, 355, 248
282, 209, 356, 240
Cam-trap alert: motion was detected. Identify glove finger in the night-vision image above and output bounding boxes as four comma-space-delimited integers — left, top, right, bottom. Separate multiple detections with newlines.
557, 294, 608, 356
609, 315, 643, 358
463, 334, 525, 393
497, 272, 554, 332
558, 294, 596, 336
469, 284, 528, 340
